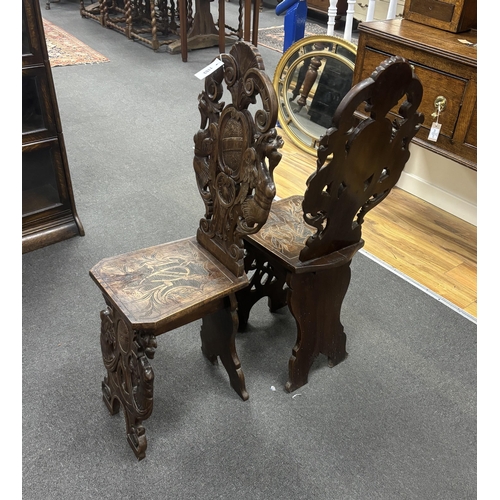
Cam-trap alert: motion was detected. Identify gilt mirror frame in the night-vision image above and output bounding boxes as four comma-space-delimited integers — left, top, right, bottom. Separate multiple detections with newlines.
273, 35, 357, 155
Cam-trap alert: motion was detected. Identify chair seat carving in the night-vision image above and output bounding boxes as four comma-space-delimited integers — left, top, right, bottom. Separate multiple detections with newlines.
237, 55, 424, 393
89, 42, 282, 460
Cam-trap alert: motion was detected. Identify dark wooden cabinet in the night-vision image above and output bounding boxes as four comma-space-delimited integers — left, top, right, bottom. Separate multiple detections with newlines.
353, 18, 477, 170
22, 0, 84, 253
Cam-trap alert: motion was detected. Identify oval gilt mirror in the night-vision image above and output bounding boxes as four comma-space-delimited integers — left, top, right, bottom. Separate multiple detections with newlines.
273, 35, 357, 155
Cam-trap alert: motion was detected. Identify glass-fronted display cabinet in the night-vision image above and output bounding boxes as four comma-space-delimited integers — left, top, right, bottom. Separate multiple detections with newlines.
22, 0, 84, 253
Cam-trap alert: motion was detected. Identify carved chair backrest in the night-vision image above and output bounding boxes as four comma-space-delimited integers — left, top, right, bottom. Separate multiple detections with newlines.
295, 56, 424, 262
194, 42, 283, 277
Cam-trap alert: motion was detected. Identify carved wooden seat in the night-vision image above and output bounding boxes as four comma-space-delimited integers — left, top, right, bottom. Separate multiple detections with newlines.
236, 56, 424, 393
89, 42, 282, 460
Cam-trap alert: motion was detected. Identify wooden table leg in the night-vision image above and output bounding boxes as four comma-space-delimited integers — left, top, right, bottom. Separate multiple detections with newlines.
244, 0, 251, 42
178, 0, 188, 62
219, 0, 226, 54
252, 0, 260, 46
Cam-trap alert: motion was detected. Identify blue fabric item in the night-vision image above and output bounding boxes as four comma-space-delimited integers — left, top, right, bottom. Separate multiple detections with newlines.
276, 0, 308, 52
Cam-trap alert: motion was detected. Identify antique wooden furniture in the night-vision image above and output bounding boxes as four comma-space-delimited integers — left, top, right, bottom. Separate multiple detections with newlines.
80, 0, 188, 54
80, 0, 259, 62
22, 0, 85, 253
353, 18, 476, 169
169, 0, 261, 59
402, 0, 476, 33
236, 56, 424, 392
89, 42, 282, 460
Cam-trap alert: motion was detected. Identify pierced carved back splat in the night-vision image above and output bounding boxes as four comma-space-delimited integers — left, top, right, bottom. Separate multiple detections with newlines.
300, 56, 424, 262
193, 42, 283, 277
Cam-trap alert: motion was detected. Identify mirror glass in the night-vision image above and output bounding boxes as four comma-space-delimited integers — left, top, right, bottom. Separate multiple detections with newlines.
273, 35, 357, 155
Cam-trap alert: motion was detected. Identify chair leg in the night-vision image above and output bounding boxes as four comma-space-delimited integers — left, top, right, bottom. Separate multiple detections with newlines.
200, 294, 249, 401
99, 302, 157, 461
285, 263, 352, 393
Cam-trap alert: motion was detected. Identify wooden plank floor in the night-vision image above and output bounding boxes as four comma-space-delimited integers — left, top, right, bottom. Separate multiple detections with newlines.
273, 132, 477, 318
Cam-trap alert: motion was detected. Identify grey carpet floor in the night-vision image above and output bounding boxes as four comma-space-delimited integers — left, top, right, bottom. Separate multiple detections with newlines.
22, 2, 476, 498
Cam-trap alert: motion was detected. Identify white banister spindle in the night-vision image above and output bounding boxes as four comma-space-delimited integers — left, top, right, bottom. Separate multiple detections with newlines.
366, 0, 376, 22
327, 0, 338, 36
344, 0, 356, 42
387, 0, 398, 19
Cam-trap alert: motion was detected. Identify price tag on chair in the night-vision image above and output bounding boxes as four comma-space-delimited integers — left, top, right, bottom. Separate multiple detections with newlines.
195, 58, 224, 80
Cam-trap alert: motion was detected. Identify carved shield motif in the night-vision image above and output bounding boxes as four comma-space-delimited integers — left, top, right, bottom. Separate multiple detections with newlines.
218, 107, 251, 175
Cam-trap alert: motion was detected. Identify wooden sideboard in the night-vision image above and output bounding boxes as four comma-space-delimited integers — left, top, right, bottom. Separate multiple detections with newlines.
22, 0, 84, 253
352, 18, 477, 170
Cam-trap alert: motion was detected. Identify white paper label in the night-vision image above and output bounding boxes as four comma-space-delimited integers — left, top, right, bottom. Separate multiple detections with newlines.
194, 58, 224, 80
427, 122, 442, 142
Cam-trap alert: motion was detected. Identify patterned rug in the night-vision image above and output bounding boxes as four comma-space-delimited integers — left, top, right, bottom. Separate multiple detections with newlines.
257, 20, 359, 53
257, 22, 329, 53
43, 18, 109, 67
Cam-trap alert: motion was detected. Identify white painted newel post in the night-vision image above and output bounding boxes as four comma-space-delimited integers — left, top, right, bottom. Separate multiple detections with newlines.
344, 0, 356, 42
387, 0, 399, 19
366, 0, 376, 22
327, 0, 338, 36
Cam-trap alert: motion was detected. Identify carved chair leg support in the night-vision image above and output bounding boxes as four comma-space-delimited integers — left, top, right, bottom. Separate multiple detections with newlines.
237, 247, 288, 330
285, 263, 352, 393
100, 302, 156, 461
200, 294, 249, 401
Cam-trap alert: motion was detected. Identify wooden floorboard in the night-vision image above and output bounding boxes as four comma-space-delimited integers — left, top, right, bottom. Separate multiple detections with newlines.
273, 132, 477, 318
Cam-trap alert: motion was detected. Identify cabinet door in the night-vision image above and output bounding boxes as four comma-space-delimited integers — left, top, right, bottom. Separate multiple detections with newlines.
22, 140, 69, 220
22, 0, 44, 67
22, 68, 57, 143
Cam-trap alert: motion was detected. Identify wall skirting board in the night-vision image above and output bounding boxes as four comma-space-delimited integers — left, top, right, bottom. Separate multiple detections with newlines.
397, 145, 477, 227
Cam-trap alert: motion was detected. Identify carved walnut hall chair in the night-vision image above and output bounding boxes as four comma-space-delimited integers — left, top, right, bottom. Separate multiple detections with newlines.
236, 56, 424, 393
89, 42, 282, 460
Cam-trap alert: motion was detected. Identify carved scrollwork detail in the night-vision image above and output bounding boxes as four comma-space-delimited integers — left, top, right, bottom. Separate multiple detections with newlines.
243, 67, 279, 135
100, 302, 156, 460
194, 42, 282, 277
236, 246, 288, 327
216, 172, 236, 207
100, 305, 118, 372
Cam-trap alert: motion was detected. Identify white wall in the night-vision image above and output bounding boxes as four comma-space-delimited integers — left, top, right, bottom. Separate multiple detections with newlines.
397, 144, 477, 226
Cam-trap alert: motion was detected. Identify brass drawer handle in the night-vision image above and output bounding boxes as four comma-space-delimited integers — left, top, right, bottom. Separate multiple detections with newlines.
431, 96, 447, 119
